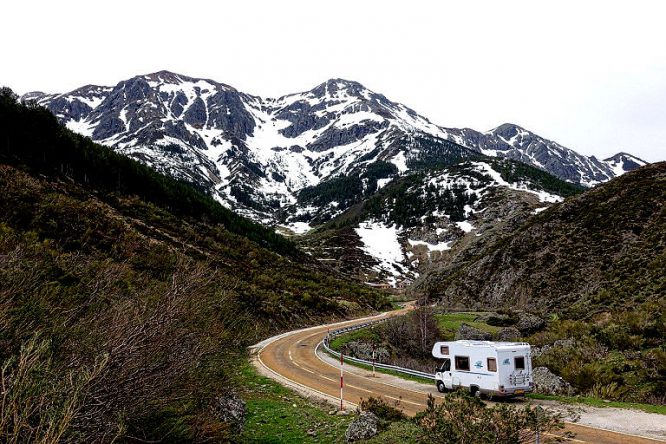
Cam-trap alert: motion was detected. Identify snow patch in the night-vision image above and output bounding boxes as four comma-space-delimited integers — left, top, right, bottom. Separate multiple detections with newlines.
281, 222, 312, 234
355, 221, 406, 283
408, 239, 452, 252
455, 221, 475, 233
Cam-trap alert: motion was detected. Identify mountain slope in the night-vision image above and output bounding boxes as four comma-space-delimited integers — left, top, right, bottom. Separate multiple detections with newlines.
441, 123, 647, 186
0, 89, 389, 440
22, 71, 646, 223
417, 162, 666, 315
299, 157, 583, 287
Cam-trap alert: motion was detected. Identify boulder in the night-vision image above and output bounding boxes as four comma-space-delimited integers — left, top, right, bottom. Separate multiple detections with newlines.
345, 411, 380, 442
455, 323, 492, 340
532, 367, 574, 395
497, 327, 521, 341
212, 392, 247, 432
515, 313, 546, 334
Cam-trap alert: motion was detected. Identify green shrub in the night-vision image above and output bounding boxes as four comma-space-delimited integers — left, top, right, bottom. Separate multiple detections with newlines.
359, 397, 407, 422
414, 392, 564, 444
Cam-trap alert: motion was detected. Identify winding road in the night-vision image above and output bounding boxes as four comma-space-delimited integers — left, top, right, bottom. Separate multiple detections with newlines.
251, 307, 665, 443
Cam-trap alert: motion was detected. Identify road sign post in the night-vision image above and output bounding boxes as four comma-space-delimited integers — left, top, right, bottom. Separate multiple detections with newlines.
372, 345, 376, 377
340, 351, 344, 411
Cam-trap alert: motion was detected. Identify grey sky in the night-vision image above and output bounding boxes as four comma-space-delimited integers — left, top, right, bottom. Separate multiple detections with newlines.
3, 0, 665, 162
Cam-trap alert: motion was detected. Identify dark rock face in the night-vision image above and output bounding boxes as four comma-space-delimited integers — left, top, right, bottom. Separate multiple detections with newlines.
345, 411, 379, 442
532, 367, 574, 395
212, 393, 247, 432
276, 100, 331, 137
47, 96, 93, 121
497, 327, 521, 341
92, 115, 125, 140
443, 123, 627, 185
514, 313, 546, 334
307, 121, 388, 152
183, 97, 207, 128
206, 89, 255, 138
454, 323, 492, 340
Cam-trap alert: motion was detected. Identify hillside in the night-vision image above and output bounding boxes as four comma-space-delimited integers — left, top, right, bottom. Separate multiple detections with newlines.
23, 71, 645, 224
408, 162, 666, 403
417, 162, 665, 316
299, 158, 583, 286
0, 89, 389, 442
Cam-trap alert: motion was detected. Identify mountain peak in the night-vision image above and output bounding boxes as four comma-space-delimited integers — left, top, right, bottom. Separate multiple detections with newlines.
604, 152, 647, 163
489, 122, 528, 134
307, 78, 369, 98
603, 152, 647, 176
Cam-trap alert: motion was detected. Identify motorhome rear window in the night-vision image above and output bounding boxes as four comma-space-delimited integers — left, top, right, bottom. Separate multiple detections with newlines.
455, 356, 470, 371
487, 358, 497, 372
440, 345, 449, 355
514, 356, 525, 370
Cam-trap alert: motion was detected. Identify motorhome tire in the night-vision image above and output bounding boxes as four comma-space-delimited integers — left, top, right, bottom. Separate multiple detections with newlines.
470, 386, 480, 398
436, 381, 447, 393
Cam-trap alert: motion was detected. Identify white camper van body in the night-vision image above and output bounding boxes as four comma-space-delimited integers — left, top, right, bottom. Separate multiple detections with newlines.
432, 340, 533, 397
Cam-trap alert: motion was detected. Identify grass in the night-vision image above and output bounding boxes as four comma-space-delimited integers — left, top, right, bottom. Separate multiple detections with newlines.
329, 328, 382, 351
527, 393, 666, 416
236, 361, 424, 442
435, 312, 501, 340
236, 362, 352, 443
364, 421, 421, 443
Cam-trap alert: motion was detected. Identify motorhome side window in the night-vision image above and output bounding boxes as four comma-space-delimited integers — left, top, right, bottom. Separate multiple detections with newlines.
439, 359, 450, 372
454, 356, 470, 371
440, 345, 449, 355
514, 356, 525, 370
487, 358, 497, 372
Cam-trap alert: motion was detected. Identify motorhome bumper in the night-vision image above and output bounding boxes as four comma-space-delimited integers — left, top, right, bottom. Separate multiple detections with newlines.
494, 387, 533, 397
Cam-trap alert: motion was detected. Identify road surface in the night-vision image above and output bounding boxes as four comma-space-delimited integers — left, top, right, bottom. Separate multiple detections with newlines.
252, 307, 665, 443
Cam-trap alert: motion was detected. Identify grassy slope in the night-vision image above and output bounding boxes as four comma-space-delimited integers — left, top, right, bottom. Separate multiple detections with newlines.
237, 364, 351, 443
424, 162, 666, 315
0, 91, 391, 441
435, 312, 500, 340
237, 363, 422, 443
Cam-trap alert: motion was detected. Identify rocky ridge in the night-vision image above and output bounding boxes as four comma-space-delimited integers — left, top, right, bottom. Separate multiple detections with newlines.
24, 71, 646, 227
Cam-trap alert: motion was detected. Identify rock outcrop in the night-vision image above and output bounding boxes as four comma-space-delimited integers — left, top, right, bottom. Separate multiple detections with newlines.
455, 323, 492, 340
532, 367, 574, 395
345, 411, 380, 442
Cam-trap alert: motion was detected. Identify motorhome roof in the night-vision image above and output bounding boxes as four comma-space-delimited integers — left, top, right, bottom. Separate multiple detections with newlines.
447, 340, 530, 349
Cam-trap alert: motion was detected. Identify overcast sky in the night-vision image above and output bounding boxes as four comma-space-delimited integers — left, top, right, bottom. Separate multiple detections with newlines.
3, 0, 665, 162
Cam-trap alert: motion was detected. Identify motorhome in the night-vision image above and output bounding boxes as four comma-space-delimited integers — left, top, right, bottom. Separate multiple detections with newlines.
431, 340, 533, 398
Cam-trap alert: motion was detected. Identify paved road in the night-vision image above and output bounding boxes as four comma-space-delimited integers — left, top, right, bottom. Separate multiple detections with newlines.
253, 308, 665, 443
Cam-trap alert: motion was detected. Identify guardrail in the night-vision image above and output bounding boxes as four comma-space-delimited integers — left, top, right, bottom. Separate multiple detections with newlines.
318, 319, 436, 381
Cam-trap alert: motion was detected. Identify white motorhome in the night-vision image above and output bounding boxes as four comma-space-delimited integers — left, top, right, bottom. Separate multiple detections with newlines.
432, 340, 533, 398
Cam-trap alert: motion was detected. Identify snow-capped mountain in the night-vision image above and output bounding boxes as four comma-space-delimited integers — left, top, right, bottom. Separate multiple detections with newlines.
441, 124, 647, 187
23, 70, 646, 224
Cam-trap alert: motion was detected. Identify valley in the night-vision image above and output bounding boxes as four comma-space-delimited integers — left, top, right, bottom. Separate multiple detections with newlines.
1, 71, 663, 442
